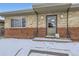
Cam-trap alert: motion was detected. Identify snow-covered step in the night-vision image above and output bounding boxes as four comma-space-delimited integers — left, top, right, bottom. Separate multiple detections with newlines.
28, 47, 71, 56
33, 38, 71, 42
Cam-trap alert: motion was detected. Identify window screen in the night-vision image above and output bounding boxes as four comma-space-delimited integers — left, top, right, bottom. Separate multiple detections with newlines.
11, 18, 26, 27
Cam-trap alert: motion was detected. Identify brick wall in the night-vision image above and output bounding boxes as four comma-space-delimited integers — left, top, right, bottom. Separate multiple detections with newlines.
38, 28, 46, 37
57, 28, 67, 38
5, 28, 36, 39
58, 27, 79, 41
68, 27, 79, 41
5, 28, 46, 39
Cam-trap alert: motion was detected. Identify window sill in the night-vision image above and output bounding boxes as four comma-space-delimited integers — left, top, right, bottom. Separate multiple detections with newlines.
10, 27, 26, 28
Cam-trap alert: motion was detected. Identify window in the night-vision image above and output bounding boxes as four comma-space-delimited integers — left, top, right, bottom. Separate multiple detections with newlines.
48, 23, 53, 28
11, 18, 26, 27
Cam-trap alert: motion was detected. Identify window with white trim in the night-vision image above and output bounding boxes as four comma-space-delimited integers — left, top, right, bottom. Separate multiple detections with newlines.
11, 18, 26, 27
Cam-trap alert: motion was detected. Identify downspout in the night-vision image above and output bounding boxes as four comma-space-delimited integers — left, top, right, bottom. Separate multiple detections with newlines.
66, 4, 72, 38
33, 8, 38, 37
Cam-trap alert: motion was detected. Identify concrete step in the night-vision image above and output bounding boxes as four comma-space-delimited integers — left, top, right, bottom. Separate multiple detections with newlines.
33, 38, 72, 43
46, 35, 55, 38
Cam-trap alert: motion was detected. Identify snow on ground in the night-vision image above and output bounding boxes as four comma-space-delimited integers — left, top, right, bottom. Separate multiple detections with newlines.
0, 38, 34, 56
0, 38, 79, 56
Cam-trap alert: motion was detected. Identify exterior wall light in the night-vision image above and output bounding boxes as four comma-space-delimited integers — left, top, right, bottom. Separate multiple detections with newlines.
60, 14, 64, 18
41, 16, 44, 19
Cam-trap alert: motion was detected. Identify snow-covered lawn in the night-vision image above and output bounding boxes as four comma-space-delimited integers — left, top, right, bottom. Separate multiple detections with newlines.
0, 38, 79, 56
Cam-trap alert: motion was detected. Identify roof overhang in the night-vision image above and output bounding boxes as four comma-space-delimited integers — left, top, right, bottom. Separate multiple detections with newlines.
0, 9, 35, 16
32, 3, 71, 13
69, 4, 79, 11
0, 3, 79, 17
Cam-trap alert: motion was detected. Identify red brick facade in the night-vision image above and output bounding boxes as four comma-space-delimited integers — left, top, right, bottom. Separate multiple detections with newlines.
57, 28, 67, 38
68, 27, 79, 41
38, 28, 46, 37
57, 27, 79, 41
5, 28, 46, 39
5, 28, 36, 39
5, 27, 79, 41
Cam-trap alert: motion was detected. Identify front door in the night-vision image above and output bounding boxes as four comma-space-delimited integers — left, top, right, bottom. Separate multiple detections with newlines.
47, 15, 57, 36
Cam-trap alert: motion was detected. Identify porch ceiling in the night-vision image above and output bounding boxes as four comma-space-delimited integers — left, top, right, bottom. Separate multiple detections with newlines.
33, 4, 71, 13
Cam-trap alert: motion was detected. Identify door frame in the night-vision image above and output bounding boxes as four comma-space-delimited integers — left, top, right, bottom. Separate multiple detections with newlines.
46, 15, 57, 36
